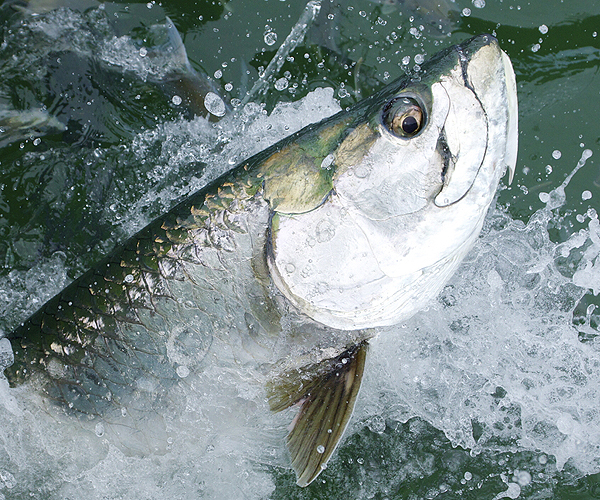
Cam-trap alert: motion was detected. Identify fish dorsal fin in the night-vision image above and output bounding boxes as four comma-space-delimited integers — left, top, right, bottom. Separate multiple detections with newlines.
267, 342, 368, 486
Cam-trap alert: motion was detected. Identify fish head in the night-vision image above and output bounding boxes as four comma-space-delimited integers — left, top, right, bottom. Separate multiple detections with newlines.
268, 34, 518, 330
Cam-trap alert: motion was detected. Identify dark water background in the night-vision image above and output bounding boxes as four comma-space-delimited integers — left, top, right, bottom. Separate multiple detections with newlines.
0, 0, 599, 498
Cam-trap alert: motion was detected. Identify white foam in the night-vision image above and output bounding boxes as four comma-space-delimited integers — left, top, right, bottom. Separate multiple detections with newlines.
358, 149, 600, 477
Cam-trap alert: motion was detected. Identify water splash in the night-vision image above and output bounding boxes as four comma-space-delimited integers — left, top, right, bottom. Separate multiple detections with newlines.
240, 0, 322, 106
359, 148, 600, 485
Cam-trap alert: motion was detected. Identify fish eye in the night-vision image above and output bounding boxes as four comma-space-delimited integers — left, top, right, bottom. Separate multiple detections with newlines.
381, 96, 424, 139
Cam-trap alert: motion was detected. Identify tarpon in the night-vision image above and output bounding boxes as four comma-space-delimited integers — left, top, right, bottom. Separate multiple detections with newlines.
0, 107, 66, 148
4, 34, 517, 487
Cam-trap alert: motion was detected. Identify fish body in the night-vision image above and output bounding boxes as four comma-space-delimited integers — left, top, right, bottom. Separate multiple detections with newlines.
0, 107, 66, 148
4, 34, 517, 486
147, 17, 229, 119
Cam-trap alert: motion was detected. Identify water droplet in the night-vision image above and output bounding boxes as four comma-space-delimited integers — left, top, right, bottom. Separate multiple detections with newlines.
367, 415, 386, 434
531, 43, 541, 53
172, 95, 182, 106
539, 192, 549, 203
321, 154, 334, 170
264, 31, 278, 46
552, 149, 562, 159
204, 92, 226, 117
462, 8, 471, 16
95, 422, 105, 437
176, 365, 190, 378
316, 445, 325, 454
582, 190, 592, 200
124, 274, 134, 283
274, 77, 289, 91
414, 54, 425, 64
514, 470, 532, 486
539, 24, 549, 34
464, 471, 473, 481
224, 82, 233, 92
354, 164, 371, 178
214, 69, 222, 79
472, 0, 485, 7
556, 413, 575, 434
316, 219, 336, 243
0, 470, 17, 489
139, 47, 147, 57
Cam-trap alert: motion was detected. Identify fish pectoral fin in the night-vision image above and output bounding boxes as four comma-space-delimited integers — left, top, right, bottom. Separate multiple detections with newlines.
267, 341, 368, 487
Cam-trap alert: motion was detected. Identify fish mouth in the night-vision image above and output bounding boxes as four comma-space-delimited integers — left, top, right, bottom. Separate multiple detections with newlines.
430, 35, 518, 208
459, 35, 518, 184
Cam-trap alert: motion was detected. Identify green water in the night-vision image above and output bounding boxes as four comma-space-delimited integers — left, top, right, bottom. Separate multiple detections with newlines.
0, 0, 599, 498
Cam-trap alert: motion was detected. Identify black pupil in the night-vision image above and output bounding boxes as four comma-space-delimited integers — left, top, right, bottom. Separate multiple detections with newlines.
402, 115, 419, 134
